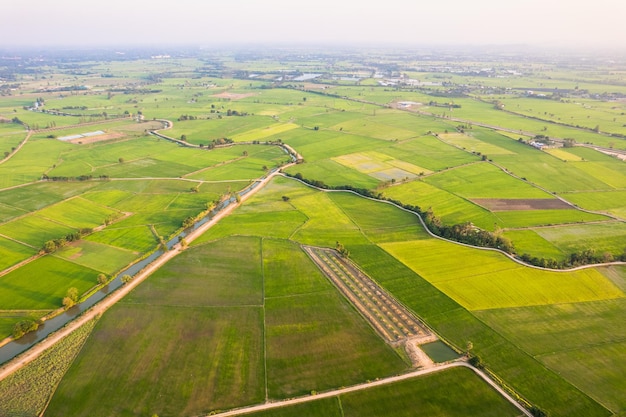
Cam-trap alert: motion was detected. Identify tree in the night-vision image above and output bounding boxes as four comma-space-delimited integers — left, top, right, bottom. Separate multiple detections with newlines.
13, 319, 39, 339
281, 195, 290, 202
121, 274, 133, 284
63, 287, 79, 309
97, 273, 108, 285
180, 134, 187, 141
118, 157, 124, 163
336, 241, 350, 258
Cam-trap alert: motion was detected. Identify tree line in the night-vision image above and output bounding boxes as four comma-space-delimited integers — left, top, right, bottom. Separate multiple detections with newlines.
286, 172, 623, 268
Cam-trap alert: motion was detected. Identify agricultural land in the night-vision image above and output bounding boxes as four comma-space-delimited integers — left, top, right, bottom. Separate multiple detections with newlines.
0, 47, 624, 417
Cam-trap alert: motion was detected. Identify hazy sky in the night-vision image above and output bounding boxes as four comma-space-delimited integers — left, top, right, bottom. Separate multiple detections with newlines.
3, 0, 625, 49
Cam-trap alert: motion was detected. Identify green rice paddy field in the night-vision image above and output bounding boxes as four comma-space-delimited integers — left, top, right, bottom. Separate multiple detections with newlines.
1, 56, 625, 417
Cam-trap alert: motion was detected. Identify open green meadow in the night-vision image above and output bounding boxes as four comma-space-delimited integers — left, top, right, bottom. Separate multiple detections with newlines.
476, 299, 626, 414
0, 256, 101, 310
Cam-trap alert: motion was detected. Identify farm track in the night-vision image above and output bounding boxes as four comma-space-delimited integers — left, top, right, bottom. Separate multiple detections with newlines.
0, 119, 296, 382
303, 246, 433, 345
204, 361, 532, 417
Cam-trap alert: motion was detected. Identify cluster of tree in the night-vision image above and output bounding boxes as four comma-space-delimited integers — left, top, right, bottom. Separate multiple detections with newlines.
62, 287, 80, 309
11, 116, 24, 125
200, 137, 234, 149
286, 172, 626, 268
104, 213, 122, 226
42, 228, 93, 253
178, 114, 198, 121
336, 241, 350, 258
41, 174, 109, 181
13, 319, 40, 339
225, 109, 248, 116
287, 173, 515, 254
62, 105, 88, 110
520, 248, 625, 269
428, 100, 462, 108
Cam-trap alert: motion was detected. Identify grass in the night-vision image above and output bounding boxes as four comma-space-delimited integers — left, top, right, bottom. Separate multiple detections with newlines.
86, 225, 157, 253
381, 239, 623, 310
0, 256, 101, 310
0, 215, 77, 248
284, 159, 379, 189
423, 162, 552, 199
340, 367, 521, 417
502, 229, 567, 260
349, 244, 611, 416
534, 221, 626, 256
44, 304, 265, 417
561, 190, 626, 219
36, 196, 119, 229
384, 135, 480, 171
0, 318, 98, 417
540, 343, 626, 414
0, 236, 36, 271
495, 209, 610, 228
55, 240, 138, 275
124, 236, 263, 307
265, 289, 406, 398
242, 367, 521, 417
438, 131, 515, 155
476, 299, 626, 415
382, 180, 499, 230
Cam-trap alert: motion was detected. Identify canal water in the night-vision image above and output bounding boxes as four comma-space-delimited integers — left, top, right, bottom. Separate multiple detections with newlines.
0, 186, 255, 365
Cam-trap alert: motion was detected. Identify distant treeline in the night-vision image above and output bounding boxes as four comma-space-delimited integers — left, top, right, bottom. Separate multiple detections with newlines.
41, 174, 110, 181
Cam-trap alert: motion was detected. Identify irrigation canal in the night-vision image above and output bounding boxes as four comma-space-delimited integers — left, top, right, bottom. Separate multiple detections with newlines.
0, 179, 266, 366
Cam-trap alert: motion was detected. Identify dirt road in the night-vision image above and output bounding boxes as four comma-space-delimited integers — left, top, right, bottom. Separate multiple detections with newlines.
0, 163, 289, 383
206, 361, 532, 417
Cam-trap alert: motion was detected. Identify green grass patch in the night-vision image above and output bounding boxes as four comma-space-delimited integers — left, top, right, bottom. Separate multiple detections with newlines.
495, 209, 610, 228
86, 226, 157, 253
438, 132, 515, 155
0, 256, 101, 310
424, 162, 552, 199
45, 304, 265, 417
383, 180, 499, 230
0, 215, 77, 248
385, 135, 480, 171
534, 221, 626, 256
0, 318, 97, 417
55, 241, 138, 275
381, 239, 624, 310
36, 196, 119, 229
265, 289, 406, 398
125, 236, 263, 307
0, 236, 36, 271
502, 229, 566, 260
340, 367, 521, 417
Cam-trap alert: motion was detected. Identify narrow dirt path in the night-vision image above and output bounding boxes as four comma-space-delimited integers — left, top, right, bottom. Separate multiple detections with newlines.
205, 361, 532, 417
0, 142, 294, 383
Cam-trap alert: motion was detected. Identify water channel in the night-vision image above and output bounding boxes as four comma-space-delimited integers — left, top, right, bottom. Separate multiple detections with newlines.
0, 178, 265, 366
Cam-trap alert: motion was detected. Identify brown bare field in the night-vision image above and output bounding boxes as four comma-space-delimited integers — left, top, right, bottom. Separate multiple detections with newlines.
213, 92, 257, 100
68, 132, 126, 144
472, 198, 572, 211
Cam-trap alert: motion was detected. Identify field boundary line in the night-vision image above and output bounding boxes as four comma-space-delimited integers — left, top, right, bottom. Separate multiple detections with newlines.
280, 174, 626, 272
202, 362, 532, 417
0, 155, 295, 384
